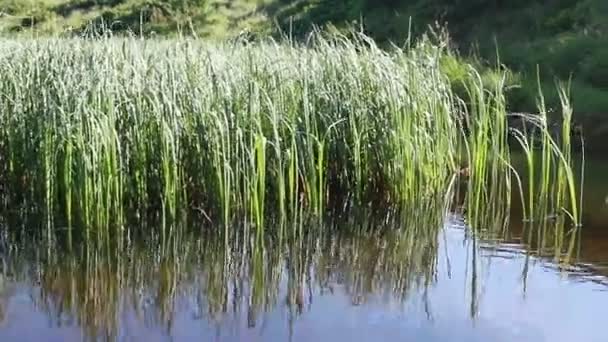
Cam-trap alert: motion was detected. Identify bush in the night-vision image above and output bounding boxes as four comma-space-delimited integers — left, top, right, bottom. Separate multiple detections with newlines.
580, 47, 608, 88
0, 0, 31, 15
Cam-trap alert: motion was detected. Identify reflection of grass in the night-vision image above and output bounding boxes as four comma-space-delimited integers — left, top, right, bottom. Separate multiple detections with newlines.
0, 212, 442, 339
0, 203, 584, 340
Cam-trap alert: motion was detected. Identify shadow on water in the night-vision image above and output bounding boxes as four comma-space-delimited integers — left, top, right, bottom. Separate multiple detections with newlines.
499, 155, 608, 277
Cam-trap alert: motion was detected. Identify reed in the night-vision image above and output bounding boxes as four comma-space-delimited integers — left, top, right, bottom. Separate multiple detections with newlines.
0, 32, 582, 243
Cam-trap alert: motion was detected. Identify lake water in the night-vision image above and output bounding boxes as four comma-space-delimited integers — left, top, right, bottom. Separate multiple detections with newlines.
0, 158, 606, 342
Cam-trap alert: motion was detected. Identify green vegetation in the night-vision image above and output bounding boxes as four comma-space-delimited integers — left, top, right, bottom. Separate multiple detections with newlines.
0, 33, 582, 249
0, 3, 595, 336
0, 0, 262, 36
0, 0, 606, 120
263, 0, 608, 116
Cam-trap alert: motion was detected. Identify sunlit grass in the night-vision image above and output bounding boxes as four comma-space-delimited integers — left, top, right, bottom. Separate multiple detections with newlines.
0, 31, 583, 246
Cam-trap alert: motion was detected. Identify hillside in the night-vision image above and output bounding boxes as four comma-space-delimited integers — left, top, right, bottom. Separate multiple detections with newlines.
1, 1, 607, 124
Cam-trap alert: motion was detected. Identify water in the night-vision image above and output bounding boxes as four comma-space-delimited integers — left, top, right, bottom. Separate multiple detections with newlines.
0, 159, 607, 342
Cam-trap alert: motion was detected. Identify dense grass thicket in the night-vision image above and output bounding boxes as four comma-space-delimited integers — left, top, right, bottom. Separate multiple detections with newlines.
265, 0, 608, 115
0, 33, 581, 245
2, 0, 607, 118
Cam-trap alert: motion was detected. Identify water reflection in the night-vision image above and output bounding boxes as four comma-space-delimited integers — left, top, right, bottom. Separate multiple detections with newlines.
0, 208, 606, 341
0, 212, 442, 341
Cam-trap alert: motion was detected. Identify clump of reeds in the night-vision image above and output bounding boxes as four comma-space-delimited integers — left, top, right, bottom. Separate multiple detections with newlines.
0, 32, 582, 244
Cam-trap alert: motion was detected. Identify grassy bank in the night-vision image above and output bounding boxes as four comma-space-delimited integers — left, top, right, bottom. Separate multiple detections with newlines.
0, 33, 581, 246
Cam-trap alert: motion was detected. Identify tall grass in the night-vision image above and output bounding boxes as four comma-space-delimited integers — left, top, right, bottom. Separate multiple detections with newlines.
0, 32, 582, 243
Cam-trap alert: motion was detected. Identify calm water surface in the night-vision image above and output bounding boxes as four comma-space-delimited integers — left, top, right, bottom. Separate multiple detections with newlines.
0, 159, 607, 342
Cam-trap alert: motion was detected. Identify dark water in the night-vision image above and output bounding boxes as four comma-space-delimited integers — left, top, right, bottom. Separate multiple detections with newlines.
0, 159, 607, 342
